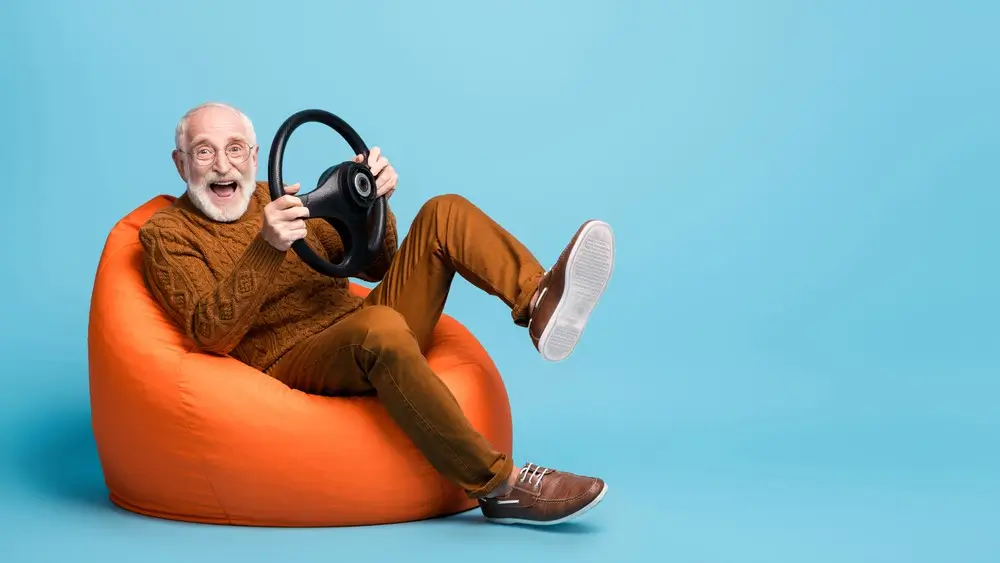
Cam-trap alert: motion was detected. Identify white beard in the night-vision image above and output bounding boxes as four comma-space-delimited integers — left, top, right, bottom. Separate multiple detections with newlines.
186, 166, 257, 222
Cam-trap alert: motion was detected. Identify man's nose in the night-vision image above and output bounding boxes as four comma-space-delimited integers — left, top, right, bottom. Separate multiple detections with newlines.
213, 153, 233, 174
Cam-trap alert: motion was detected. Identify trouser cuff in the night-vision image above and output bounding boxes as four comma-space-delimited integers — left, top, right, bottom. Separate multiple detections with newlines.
511, 272, 544, 328
466, 453, 515, 499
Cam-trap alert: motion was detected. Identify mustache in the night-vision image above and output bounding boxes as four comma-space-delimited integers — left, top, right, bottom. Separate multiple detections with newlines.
203, 171, 245, 184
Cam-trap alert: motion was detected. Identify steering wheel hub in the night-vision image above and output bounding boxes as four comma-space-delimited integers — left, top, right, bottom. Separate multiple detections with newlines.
354, 171, 372, 198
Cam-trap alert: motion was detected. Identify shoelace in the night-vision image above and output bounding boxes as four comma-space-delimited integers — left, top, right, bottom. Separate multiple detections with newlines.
519, 462, 548, 488
478, 463, 551, 502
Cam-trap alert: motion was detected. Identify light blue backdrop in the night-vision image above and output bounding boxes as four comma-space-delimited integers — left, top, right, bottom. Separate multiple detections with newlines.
0, 0, 997, 561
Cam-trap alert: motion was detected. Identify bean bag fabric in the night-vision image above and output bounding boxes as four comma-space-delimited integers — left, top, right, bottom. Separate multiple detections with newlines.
88, 194, 514, 527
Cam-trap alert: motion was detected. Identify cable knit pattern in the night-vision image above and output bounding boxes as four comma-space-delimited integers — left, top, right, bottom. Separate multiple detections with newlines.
138, 180, 399, 371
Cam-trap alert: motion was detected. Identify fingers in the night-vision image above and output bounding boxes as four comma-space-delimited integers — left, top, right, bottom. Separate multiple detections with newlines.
275, 226, 308, 251
271, 218, 308, 248
375, 163, 393, 184
376, 176, 395, 197
274, 193, 305, 210
261, 217, 308, 251
357, 147, 388, 174
279, 204, 311, 221
262, 187, 311, 250
265, 195, 309, 226
354, 147, 397, 198
369, 149, 388, 177
376, 169, 397, 199
376, 168, 392, 193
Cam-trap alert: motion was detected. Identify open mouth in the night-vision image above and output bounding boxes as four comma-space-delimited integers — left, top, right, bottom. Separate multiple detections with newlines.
210, 180, 238, 199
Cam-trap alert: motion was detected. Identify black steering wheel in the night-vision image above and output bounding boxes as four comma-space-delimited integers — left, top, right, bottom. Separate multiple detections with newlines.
267, 109, 387, 278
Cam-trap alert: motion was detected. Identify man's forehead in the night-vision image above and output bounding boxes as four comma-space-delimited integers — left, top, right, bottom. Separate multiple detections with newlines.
186, 107, 249, 142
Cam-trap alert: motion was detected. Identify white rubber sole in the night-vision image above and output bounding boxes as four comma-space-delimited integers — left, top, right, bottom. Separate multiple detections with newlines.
536, 220, 615, 362
486, 482, 609, 526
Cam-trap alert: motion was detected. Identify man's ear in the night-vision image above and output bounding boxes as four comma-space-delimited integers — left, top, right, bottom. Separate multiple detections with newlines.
172, 150, 188, 182
252, 144, 259, 168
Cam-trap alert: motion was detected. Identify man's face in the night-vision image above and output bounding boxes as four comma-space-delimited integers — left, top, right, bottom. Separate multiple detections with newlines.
172, 106, 259, 222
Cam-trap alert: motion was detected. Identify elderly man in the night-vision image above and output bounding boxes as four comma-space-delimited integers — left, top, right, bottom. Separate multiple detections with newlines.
138, 102, 615, 526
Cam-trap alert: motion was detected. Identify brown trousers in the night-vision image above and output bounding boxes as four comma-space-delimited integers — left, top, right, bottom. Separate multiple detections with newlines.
267, 194, 545, 498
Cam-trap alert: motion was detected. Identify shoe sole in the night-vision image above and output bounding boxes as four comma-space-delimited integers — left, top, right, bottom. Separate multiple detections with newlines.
537, 220, 615, 362
485, 482, 609, 526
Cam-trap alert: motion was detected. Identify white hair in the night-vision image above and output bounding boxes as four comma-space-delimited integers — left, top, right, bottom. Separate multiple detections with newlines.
174, 102, 256, 151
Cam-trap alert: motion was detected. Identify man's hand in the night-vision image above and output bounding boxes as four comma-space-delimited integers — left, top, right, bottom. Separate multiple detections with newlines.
262, 183, 309, 251
354, 146, 397, 199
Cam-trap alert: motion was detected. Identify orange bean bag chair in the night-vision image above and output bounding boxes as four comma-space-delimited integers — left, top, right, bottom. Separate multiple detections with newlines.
87, 194, 514, 527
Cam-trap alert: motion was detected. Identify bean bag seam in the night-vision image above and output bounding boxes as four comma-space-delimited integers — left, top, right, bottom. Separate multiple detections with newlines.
177, 355, 232, 524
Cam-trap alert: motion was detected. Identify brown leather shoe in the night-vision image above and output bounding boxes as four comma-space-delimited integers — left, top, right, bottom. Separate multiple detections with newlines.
478, 463, 608, 525
529, 220, 615, 361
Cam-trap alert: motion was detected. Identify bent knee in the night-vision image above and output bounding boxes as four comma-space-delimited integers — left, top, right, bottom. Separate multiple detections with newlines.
358, 306, 419, 354
417, 193, 472, 219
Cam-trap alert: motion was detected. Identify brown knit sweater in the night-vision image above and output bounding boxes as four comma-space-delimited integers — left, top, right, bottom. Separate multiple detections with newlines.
138, 180, 399, 372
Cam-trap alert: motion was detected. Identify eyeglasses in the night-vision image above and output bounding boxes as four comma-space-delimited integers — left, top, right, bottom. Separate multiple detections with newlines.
180, 140, 255, 167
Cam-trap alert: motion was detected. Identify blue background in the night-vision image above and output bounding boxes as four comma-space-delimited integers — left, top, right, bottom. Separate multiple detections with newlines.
1, 0, 997, 561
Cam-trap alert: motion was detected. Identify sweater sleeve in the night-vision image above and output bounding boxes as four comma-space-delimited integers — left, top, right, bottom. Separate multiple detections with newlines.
138, 216, 287, 355
314, 204, 399, 282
